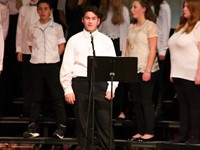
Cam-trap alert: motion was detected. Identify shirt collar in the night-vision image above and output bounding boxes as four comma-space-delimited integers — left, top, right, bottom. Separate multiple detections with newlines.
34, 19, 54, 29
83, 29, 99, 38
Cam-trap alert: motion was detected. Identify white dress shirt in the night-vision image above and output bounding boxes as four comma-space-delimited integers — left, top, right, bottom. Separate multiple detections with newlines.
60, 29, 118, 95
0, 3, 9, 39
28, 19, 66, 64
0, 24, 4, 71
16, 2, 39, 54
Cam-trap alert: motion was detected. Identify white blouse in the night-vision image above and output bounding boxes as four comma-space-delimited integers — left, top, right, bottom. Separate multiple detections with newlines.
127, 20, 159, 73
99, 6, 130, 54
168, 21, 200, 81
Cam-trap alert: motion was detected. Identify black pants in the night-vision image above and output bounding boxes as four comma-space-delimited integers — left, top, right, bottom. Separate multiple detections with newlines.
29, 63, 66, 125
173, 78, 200, 138
72, 77, 114, 150
22, 54, 32, 115
117, 82, 129, 114
130, 72, 158, 135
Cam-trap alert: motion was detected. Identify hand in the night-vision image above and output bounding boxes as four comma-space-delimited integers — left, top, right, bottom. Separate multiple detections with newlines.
195, 72, 200, 85
65, 93, 75, 105
142, 72, 151, 82
17, 52, 23, 62
105, 91, 115, 100
158, 54, 165, 61
170, 77, 173, 83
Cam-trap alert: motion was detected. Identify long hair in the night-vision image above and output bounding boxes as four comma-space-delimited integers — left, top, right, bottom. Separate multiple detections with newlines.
133, 0, 156, 23
176, 0, 200, 33
66, 0, 87, 10
151, 0, 164, 17
99, 0, 125, 25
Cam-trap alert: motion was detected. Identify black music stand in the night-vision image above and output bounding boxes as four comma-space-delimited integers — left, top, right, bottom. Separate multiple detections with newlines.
87, 56, 138, 150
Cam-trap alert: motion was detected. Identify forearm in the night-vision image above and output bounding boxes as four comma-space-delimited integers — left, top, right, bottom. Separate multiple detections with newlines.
58, 43, 65, 55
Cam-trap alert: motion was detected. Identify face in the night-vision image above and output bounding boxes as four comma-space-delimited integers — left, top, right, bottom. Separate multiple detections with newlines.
131, 1, 146, 19
82, 11, 100, 33
183, 1, 191, 19
37, 2, 52, 23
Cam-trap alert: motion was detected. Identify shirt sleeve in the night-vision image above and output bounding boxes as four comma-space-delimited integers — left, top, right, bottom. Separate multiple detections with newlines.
0, 25, 4, 71
16, 7, 23, 53
193, 21, 200, 43
147, 21, 158, 38
157, 4, 171, 56
60, 38, 75, 95
27, 25, 33, 47
1, 6, 9, 40
57, 24, 66, 45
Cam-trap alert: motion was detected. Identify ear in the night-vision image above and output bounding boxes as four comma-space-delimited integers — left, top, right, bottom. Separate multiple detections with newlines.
142, 7, 146, 13
82, 17, 84, 23
97, 18, 100, 26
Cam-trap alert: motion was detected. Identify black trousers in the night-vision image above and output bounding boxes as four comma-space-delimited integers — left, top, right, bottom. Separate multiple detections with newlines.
117, 82, 129, 113
173, 78, 200, 138
72, 77, 115, 150
29, 63, 66, 125
130, 72, 158, 135
22, 54, 32, 115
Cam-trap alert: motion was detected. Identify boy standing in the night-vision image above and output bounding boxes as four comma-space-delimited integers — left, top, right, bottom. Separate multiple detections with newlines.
60, 6, 118, 149
16, 0, 39, 117
23, 0, 66, 139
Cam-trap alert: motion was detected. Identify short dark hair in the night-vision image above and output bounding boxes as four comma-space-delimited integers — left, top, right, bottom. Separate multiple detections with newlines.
82, 6, 101, 19
37, 0, 53, 9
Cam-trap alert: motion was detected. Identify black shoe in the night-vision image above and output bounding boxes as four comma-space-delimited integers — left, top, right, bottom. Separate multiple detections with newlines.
186, 136, 200, 144
53, 124, 66, 139
172, 136, 187, 143
129, 137, 140, 142
23, 122, 40, 138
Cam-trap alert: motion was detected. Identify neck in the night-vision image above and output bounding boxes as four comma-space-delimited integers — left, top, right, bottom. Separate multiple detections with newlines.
40, 18, 50, 24
137, 17, 146, 26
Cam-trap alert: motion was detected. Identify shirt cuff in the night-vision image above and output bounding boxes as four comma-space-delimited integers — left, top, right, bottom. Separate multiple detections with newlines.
64, 86, 74, 95
158, 49, 167, 56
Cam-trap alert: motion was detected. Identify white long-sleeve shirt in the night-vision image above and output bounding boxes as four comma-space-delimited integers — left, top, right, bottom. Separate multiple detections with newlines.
60, 29, 118, 95
16, 2, 39, 54
0, 3, 9, 40
0, 24, 4, 71
153, 0, 171, 56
